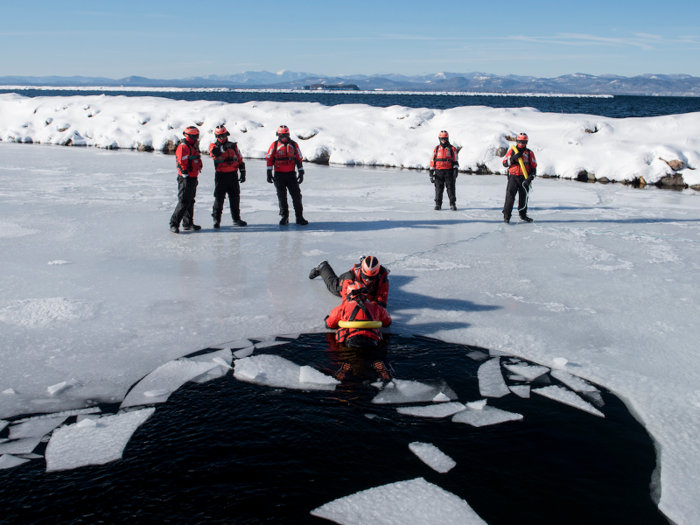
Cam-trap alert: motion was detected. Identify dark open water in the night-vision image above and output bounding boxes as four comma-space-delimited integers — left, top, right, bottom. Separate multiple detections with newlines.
0, 334, 667, 524
3, 88, 700, 118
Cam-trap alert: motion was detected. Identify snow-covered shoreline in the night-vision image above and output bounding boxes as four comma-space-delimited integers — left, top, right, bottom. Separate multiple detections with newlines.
1, 93, 698, 188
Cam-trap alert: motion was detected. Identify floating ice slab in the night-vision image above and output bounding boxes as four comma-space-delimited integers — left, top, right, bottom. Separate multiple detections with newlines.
47, 381, 71, 396
9, 416, 67, 439
533, 386, 605, 418
552, 357, 569, 369
45, 408, 155, 472
234, 354, 338, 391
188, 348, 232, 366
0, 420, 7, 432
510, 385, 531, 398
13, 408, 101, 423
550, 370, 599, 393
503, 363, 549, 381
452, 406, 523, 427
0, 437, 43, 455
0, 454, 30, 470
371, 380, 457, 405
409, 442, 457, 474
478, 358, 510, 398
120, 358, 220, 408
3, 389, 17, 395
398, 402, 466, 419
311, 477, 487, 525
233, 346, 255, 359
466, 351, 489, 362
432, 392, 451, 403
254, 340, 289, 349
299, 365, 341, 386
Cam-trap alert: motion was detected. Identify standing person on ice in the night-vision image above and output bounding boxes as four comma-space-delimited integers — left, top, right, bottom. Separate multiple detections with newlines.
429, 130, 460, 211
502, 133, 536, 224
309, 256, 390, 308
170, 126, 203, 234
266, 125, 308, 226
209, 126, 247, 228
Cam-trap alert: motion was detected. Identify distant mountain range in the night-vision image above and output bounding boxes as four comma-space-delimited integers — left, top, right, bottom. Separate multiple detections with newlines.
2, 71, 700, 96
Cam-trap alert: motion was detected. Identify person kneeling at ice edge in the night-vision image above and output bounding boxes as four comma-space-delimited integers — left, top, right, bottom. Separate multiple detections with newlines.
309, 256, 390, 307
325, 283, 392, 348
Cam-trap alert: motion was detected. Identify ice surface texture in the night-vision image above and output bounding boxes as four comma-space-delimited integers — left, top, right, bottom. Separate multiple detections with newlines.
409, 442, 457, 473
311, 477, 487, 525
372, 379, 457, 405
234, 354, 339, 391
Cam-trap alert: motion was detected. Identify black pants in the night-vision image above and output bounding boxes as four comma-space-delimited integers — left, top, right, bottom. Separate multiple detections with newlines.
170, 176, 198, 227
503, 175, 531, 219
434, 169, 456, 206
212, 171, 241, 221
274, 171, 303, 218
320, 263, 354, 298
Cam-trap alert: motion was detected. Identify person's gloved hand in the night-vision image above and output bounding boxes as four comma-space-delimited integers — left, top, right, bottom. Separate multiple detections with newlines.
239, 170, 246, 183
267, 170, 274, 184
220, 143, 229, 152
297, 169, 304, 184
510, 151, 523, 165
211, 145, 221, 156
453, 167, 459, 179
429, 169, 435, 184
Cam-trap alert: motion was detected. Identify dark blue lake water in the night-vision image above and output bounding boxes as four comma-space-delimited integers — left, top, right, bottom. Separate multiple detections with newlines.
3, 88, 700, 118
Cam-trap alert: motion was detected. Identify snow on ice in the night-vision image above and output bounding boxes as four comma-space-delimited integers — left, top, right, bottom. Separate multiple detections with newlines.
409, 442, 457, 473
311, 477, 487, 525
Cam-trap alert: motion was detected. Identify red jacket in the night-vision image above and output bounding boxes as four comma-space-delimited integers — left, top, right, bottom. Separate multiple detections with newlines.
502, 146, 537, 177
176, 140, 203, 178
340, 264, 390, 307
326, 298, 392, 344
430, 144, 459, 170
266, 140, 303, 172
209, 141, 245, 173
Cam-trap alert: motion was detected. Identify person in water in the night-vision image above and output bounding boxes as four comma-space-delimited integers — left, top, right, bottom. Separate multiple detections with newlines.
309, 255, 389, 307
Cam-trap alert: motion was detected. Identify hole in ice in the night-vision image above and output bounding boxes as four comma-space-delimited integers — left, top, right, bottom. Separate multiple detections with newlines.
0, 334, 666, 524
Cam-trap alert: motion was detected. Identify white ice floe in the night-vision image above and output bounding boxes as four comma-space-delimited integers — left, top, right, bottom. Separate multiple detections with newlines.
47, 260, 72, 265
452, 404, 523, 427
233, 346, 255, 359
9, 416, 67, 439
552, 357, 569, 369
234, 354, 339, 391
2, 389, 16, 395
311, 477, 487, 525
13, 407, 101, 423
372, 380, 457, 405
254, 340, 289, 349
550, 370, 599, 393
120, 358, 220, 408
47, 381, 71, 396
398, 402, 466, 419
509, 385, 531, 398
0, 454, 30, 470
187, 348, 232, 365
466, 351, 489, 361
533, 386, 604, 418
0, 420, 7, 432
45, 408, 155, 472
409, 442, 457, 474
432, 392, 451, 403
478, 358, 510, 398
503, 363, 550, 381
299, 365, 340, 385
0, 437, 43, 455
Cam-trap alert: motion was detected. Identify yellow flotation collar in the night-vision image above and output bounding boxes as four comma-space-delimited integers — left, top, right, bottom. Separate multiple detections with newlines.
512, 145, 529, 180
338, 320, 383, 329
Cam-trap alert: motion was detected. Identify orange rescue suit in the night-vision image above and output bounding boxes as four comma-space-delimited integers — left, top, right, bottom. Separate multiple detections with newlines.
326, 299, 392, 344
430, 144, 459, 170
266, 140, 303, 173
176, 141, 203, 177
209, 141, 244, 173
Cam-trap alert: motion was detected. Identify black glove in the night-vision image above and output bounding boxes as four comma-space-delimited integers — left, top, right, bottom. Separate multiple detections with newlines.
211, 145, 221, 157
429, 169, 435, 184
510, 151, 523, 165
239, 170, 246, 183
297, 169, 304, 184
267, 170, 274, 184
453, 167, 459, 179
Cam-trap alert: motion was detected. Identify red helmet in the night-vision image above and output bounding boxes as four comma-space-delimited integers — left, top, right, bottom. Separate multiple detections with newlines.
438, 130, 449, 139
346, 282, 369, 300
214, 125, 229, 137
516, 133, 528, 145
183, 126, 200, 139
276, 125, 290, 136
360, 256, 381, 279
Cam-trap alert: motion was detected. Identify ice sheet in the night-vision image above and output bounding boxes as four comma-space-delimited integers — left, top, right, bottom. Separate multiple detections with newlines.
409, 442, 457, 473
0, 437, 42, 455
503, 363, 549, 381
233, 355, 338, 391
311, 477, 487, 525
398, 402, 466, 419
533, 386, 604, 418
8, 416, 67, 439
45, 408, 155, 472
478, 358, 510, 398
452, 406, 523, 427
0, 454, 30, 470
120, 359, 220, 408
509, 385, 531, 398
550, 370, 599, 393
372, 380, 457, 405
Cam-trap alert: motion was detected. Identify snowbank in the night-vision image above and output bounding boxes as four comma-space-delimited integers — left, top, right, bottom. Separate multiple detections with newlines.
1, 93, 699, 187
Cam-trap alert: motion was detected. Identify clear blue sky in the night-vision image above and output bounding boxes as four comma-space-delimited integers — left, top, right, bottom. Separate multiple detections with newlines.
2, 0, 699, 79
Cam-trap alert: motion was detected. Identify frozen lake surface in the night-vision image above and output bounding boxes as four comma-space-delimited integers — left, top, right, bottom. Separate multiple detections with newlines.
1, 142, 699, 523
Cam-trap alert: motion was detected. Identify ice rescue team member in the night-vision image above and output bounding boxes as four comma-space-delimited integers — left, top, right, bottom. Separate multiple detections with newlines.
170, 126, 203, 233
266, 125, 308, 225
429, 130, 460, 211
502, 133, 536, 224
309, 256, 390, 308
209, 126, 247, 228
325, 283, 392, 348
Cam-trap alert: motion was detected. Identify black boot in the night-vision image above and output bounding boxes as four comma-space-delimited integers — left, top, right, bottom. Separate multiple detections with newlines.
434, 203, 441, 210
450, 203, 457, 211
170, 225, 179, 234
279, 215, 289, 225
233, 218, 247, 227
520, 215, 534, 223
296, 216, 309, 226
213, 220, 220, 229
182, 224, 201, 231
503, 216, 510, 224
309, 260, 328, 280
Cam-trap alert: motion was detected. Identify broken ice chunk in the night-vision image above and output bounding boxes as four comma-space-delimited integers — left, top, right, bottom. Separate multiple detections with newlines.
16, 453, 43, 459
211, 339, 252, 350
533, 385, 604, 418
9, 416, 68, 440
311, 477, 487, 525
398, 402, 466, 419
254, 340, 288, 349
120, 358, 219, 408
550, 370, 599, 393
0, 437, 43, 455
76, 418, 101, 429
452, 406, 523, 427
371, 379, 457, 405
299, 366, 340, 386
212, 357, 233, 370
191, 365, 227, 384
432, 392, 451, 403
508, 375, 526, 381
3, 388, 17, 395
233, 346, 255, 359
503, 363, 549, 381
478, 358, 510, 398
47, 381, 71, 396
409, 442, 456, 474
0, 420, 8, 433
0, 454, 30, 470
234, 355, 338, 391
552, 357, 568, 369
466, 351, 489, 361
188, 348, 232, 366
466, 400, 487, 411
509, 385, 531, 398
45, 408, 155, 472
